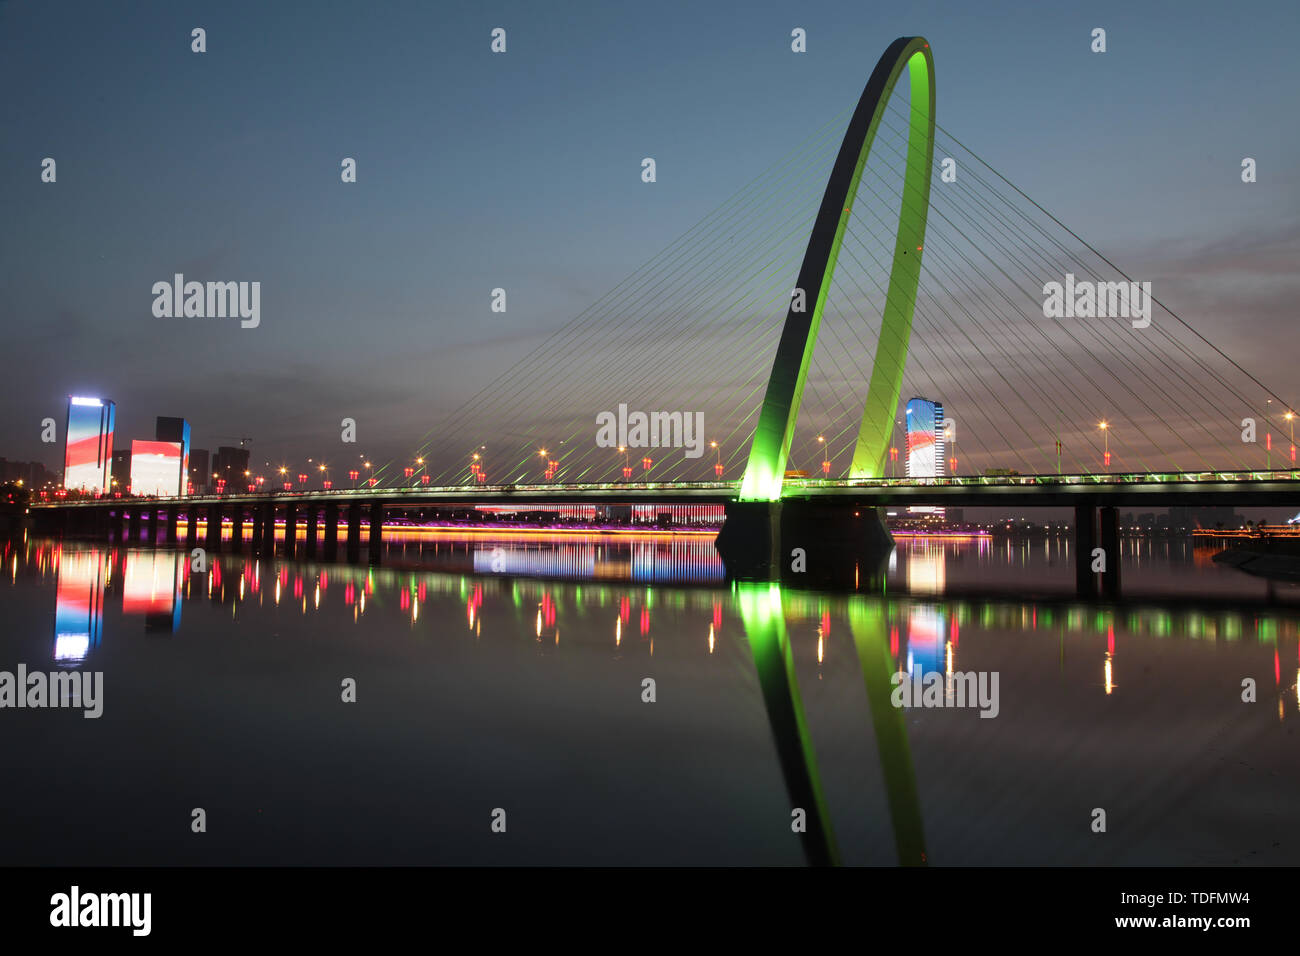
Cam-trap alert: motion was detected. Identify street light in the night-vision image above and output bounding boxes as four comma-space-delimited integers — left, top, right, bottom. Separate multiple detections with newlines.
817, 435, 829, 476
1099, 421, 1110, 471
711, 440, 722, 478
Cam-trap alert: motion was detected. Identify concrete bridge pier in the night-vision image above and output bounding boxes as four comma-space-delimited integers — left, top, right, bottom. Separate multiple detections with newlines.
1074, 504, 1098, 598
165, 506, 179, 543
715, 499, 894, 588
259, 502, 276, 555
230, 506, 244, 552
346, 503, 362, 563
323, 502, 339, 558
1100, 505, 1121, 598
306, 506, 319, 557
284, 502, 298, 558
367, 502, 385, 564
205, 502, 223, 552
111, 507, 126, 542
185, 505, 199, 548
127, 507, 142, 542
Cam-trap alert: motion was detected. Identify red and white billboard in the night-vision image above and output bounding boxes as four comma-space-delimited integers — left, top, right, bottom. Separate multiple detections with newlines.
129, 439, 184, 497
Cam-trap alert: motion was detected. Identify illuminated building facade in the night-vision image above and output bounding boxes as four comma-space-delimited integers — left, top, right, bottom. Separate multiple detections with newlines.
905, 397, 945, 517
63, 396, 116, 494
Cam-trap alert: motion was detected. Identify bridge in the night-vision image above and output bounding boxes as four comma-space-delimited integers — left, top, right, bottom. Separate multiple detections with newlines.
28, 35, 1299, 596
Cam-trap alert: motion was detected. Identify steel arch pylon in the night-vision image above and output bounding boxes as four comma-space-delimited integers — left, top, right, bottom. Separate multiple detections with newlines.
739, 36, 936, 501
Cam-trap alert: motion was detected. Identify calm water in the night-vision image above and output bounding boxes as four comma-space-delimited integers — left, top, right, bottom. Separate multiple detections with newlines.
2, 529, 1298, 866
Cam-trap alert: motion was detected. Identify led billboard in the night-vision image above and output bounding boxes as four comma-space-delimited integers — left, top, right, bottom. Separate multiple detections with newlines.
155, 417, 191, 496
904, 397, 945, 479
129, 440, 184, 497
64, 396, 115, 494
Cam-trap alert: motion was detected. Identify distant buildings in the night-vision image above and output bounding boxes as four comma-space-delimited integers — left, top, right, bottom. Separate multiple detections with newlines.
0, 458, 59, 488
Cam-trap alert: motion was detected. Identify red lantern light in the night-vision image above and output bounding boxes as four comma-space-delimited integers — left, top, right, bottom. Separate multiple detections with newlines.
348, 470, 359, 481
248, 484, 256, 493
622, 466, 633, 479
821, 460, 830, 475
642, 457, 652, 470
420, 474, 430, 485
322, 480, 332, 490
476, 471, 486, 483
715, 463, 724, 476
367, 478, 376, 487
283, 482, 292, 491
404, 467, 414, 478
298, 473, 308, 484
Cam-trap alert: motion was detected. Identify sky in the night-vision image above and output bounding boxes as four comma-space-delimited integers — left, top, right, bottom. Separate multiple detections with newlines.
1, 0, 1297, 478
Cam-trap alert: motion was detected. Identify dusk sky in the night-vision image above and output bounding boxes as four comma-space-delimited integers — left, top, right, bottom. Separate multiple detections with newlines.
2, 0, 1297, 476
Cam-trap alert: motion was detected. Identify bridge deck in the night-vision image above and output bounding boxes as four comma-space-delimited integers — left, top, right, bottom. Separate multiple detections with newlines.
31, 472, 1300, 510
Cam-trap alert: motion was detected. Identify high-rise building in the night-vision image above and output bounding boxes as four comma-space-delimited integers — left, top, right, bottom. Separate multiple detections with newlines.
904, 398, 945, 479
904, 397, 945, 517
63, 396, 115, 494
110, 449, 131, 493
212, 446, 250, 490
188, 448, 209, 494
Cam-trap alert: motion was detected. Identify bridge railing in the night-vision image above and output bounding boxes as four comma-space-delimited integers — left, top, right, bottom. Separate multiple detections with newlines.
29, 470, 1300, 507
785, 470, 1300, 489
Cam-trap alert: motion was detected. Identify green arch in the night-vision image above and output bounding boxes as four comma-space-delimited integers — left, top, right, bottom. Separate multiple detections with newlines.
739, 36, 936, 501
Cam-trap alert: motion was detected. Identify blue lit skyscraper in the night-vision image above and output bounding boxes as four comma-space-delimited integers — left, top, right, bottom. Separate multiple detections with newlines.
904, 398, 945, 479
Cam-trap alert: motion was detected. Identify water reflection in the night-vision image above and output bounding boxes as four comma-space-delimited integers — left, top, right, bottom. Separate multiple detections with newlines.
53, 547, 107, 664
5, 530, 1300, 866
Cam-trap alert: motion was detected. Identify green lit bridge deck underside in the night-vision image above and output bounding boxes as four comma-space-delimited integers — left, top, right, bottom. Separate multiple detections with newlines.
32, 473, 1300, 510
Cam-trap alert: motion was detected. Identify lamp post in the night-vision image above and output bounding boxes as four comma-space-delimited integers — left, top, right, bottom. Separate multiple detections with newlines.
817, 435, 829, 476
1099, 421, 1110, 472
711, 440, 722, 478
